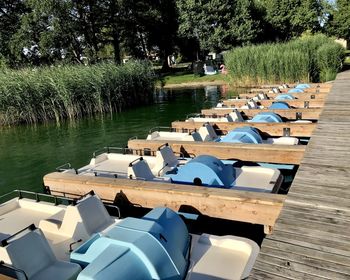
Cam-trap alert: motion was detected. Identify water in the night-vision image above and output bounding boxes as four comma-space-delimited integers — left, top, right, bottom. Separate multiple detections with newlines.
0, 86, 237, 195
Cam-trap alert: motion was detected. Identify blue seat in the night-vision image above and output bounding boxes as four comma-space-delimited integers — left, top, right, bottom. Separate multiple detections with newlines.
288, 88, 304, 93
71, 207, 190, 280
269, 102, 290, 109
295, 83, 311, 89
275, 94, 295, 100
250, 112, 283, 123
220, 126, 263, 144
166, 155, 235, 188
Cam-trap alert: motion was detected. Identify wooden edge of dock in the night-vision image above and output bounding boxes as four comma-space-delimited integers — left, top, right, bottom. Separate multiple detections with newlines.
238, 92, 328, 100
44, 172, 286, 234
221, 99, 325, 108
200, 108, 322, 120
128, 139, 306, 165
171, 121, 316, 137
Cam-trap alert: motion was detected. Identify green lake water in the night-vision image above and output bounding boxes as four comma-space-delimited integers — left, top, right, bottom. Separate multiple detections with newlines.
0, 86, 243, 195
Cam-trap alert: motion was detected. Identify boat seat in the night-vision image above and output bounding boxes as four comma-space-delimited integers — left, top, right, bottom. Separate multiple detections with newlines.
2, 229, 81, 280
247, 100, 259, 109
128, 158, 155, 180
198, 124, 218, 141
40, 195, 114, 240
228, 110, 245, 122
151, 145, 179, 176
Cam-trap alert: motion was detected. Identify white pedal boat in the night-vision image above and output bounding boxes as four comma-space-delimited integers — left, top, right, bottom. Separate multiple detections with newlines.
60, 144, 187, 179
0, 190, 260, 280
216, 99, 265, 109
147, 123, 299, 145
59, 145, 282, 193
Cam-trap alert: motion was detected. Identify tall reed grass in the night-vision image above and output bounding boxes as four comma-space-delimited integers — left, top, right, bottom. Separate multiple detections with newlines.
224, 35, 345, 86
0, 61, 155, 126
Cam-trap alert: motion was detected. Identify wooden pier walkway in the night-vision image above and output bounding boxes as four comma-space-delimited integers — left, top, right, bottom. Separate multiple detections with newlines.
249, 71, 350, 279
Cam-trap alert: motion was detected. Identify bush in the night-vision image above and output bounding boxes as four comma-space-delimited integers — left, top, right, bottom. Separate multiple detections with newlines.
0, 61, 155, 126
224, 35, 345, 86
317, 43, 346, 82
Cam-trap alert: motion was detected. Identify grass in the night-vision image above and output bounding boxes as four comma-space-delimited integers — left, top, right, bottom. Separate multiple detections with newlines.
224, 34, 345, 86
158, 72, 229, 87
0, 61, 156, 126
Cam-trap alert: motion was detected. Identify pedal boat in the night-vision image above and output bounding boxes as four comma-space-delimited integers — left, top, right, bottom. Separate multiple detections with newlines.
0, 190, 260, 280
59, 145, 282, 193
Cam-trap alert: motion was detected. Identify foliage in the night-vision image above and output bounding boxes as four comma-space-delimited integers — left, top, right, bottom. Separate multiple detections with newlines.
317, 43, 346, 81
0, 61, 155, 126
261, 0, 324, 41
0, 0, 346, 71
0, 0, 29, 66
1, 0, 178, 67
224, 35, 344, 86
326, 0, 350, 42
177, 0, 262, 53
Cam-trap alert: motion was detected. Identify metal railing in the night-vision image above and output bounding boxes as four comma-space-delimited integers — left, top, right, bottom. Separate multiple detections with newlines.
92, 146, 143, 158
0, 189, 76, 206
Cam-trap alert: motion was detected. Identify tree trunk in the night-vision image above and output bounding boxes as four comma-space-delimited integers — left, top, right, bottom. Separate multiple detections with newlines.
112, 30, 121, 64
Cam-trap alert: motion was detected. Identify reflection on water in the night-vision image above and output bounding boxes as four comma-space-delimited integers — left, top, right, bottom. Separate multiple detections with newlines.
0, 86, 242, 195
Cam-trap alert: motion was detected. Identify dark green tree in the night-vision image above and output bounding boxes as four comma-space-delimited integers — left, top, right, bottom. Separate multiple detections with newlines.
262, 0, 324, 41
326, 0, 350, 41
0, 0, 29, 66
177, 0, 262, 54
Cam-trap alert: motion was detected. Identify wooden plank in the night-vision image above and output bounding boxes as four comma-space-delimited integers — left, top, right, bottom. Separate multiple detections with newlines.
261, 239, 350, 268
275, 217, 350, 242
267, 229, 350, 257
222, 99, 325, 108
276, 203, 350, 221
171, 121, 316, 137
238, 92, 328, 100
127, 139, 306, 164
201, 108, 322, 120
43, 172, 285, 233
249, 269, 292, 280
252, 260, 328, 280
249, 87, 330, 94
251, 83, 333, 89
255, 253, 350, 279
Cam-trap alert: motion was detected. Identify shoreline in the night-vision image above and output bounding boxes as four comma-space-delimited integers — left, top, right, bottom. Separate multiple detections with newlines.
158, 80, 227, 89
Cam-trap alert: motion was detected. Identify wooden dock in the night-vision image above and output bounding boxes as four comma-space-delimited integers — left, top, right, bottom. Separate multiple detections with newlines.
249, 72, 350, 279
221, 99, 325, 108
128, 139, 305, 165
43, 172, 285, 234
249, 84, 331, 93
201, 108, 322, 120
238, 92, 328, 100
172, 121, 316, 137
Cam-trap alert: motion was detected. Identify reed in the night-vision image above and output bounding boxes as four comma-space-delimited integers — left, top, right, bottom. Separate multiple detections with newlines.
0, 61, 155, 126
224, 35, 345, 86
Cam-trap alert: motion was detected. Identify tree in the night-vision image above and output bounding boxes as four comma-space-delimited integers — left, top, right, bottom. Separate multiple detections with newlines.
0, 0, 29, 66
326, 0, 350, 41
177, 0, 262, 54
262, 0, 324, 41
9, 0, 91, 65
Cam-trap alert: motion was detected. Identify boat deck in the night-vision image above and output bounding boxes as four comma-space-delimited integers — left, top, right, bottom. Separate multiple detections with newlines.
249, 71, 350, 279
